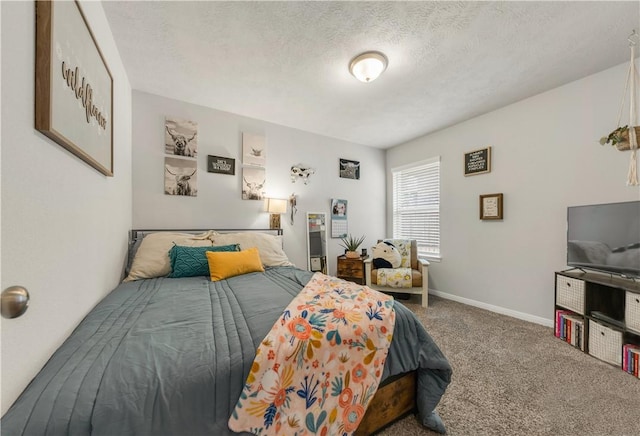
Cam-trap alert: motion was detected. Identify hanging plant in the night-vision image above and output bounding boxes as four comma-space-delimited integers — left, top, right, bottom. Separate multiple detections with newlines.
600, 30, 639, 185
599, 125, 640, 151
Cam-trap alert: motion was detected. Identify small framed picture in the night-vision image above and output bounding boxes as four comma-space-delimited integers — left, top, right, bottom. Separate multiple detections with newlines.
479, 193, 503, 220
339, 158, 360, 180
165, 117, 198, 158
207, 155, 235, 175
464, 146, 491, 176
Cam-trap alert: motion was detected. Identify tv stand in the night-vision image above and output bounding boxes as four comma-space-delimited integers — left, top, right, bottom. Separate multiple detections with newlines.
554, 270, 640, 378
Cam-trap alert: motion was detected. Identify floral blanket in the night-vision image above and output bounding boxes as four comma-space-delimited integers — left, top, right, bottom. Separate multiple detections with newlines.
228, 273, 396, 436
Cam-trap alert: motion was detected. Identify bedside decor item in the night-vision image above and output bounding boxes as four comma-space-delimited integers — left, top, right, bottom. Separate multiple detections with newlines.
339, 234, 366, 258
207, 155, 235, 175
264, 198, 287, 229
164, 157, 197, 196
349, 51, 388, 83
598, 30, 639, 186
165, 118, 197, 158
339, 158, 360, 179
464, 146, 491, 176
480, 193, 503, 220
35, 0, 113, 176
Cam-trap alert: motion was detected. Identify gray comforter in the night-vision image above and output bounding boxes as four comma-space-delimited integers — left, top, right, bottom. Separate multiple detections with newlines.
1, 267, 451, 435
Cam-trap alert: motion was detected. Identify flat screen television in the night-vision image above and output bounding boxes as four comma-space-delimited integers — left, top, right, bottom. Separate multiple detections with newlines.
567, 200, 640, 278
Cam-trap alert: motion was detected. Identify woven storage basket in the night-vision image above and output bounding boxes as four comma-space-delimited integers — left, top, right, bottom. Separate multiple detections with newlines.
589, 320, 623, 366
614, 126, 640, 151
556, 275, 585, 314
626, 291, 640, 334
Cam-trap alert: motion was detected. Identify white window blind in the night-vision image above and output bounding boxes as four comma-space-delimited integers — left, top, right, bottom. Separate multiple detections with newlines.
392, 157, 440, 258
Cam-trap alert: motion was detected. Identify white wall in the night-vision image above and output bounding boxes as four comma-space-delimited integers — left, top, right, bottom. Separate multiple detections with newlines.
387, 62, 640, 324
132, 91, 386, 274
0, 1, 132, 413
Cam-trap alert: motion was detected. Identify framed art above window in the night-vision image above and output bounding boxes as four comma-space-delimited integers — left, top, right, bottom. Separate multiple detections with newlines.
35, 0, 114, 176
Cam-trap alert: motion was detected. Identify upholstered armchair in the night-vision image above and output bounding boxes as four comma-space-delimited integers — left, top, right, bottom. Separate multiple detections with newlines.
364, 239, 429, 308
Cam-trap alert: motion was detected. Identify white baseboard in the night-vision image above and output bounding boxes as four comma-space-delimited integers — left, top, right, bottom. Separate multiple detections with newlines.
429, 289, 554, 328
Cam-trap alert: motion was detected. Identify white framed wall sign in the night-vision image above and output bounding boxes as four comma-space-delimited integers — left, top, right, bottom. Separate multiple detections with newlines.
35, 0, 114, 176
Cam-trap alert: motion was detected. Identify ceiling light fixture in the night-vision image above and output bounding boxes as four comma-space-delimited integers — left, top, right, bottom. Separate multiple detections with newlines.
349, 51, 388, 83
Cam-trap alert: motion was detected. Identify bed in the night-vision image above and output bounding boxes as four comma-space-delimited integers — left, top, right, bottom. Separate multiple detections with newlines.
1, 229, 451, 435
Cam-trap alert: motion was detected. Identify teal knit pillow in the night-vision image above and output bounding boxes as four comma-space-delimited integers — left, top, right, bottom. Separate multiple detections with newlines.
168, 244, 240, 278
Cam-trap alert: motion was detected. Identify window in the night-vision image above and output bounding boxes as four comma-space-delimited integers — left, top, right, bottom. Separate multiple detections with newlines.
392, 157, 440, 258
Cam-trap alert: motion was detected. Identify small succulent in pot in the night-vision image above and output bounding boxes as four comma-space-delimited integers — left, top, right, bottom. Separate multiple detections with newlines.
340, 234, 366, 258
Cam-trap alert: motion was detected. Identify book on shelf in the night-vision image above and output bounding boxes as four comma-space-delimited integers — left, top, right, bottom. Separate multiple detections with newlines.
622, 344, 640, 378
565, 314, 584, 351
555, 310, 585, 351
555, 310, 572, 338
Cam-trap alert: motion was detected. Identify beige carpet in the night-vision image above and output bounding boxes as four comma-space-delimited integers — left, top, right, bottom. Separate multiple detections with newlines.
378, 296, 640, 436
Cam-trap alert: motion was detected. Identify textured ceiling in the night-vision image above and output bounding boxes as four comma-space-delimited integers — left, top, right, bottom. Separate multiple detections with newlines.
102, 1, 640, 149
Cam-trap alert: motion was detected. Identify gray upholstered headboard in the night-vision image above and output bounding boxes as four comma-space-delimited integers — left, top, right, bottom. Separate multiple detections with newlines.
126, 228, 284, 277
128, 228, 282, 247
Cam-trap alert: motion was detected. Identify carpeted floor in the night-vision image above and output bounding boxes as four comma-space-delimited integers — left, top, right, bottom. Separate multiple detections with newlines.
378, 296, 640, 436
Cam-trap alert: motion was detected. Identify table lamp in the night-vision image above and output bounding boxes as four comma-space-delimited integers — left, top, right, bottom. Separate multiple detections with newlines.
265, 198, 287, 229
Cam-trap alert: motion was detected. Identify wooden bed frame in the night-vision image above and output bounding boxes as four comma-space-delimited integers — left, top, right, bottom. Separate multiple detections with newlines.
129, 229, 418, 435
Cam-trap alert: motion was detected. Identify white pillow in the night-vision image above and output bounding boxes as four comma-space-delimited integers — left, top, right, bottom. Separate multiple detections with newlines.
210, 232, 294, 267
125, 231, 214, 281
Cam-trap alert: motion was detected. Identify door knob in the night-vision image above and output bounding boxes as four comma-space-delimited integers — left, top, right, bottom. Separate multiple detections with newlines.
1, 286, 29, 319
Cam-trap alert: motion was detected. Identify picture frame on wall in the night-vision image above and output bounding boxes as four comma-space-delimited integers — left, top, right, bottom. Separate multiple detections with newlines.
165, 118, 198, 158
207, 155, 235, 175
35, 0, 114, 176
339, 158, 360, 180
164, 157, 197, 197
479, 193, 503, 220
242, 166, 266, 200
464, 146, 491, 176
242, 132, 266, 167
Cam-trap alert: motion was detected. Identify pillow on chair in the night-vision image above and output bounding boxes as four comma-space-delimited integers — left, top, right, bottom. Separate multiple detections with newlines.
372, 241, 402, 269
383, 239, 413, 268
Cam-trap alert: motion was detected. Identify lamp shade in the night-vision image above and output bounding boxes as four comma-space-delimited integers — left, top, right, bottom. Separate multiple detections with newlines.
349, 51, 388, 83
265, 198, 287, 214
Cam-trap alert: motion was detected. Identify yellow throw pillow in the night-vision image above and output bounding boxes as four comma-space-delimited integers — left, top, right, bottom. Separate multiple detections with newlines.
206, 247, 265, 281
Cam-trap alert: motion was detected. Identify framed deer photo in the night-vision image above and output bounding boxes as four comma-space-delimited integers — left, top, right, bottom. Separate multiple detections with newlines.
35, 0, 113, 176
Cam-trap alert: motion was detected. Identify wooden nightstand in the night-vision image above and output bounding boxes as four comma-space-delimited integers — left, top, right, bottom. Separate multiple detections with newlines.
337, 255, 368, 285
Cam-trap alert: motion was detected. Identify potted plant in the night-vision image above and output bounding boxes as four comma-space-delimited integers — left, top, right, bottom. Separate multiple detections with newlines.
600, 125, 640, 151
339, 234, 366, 258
